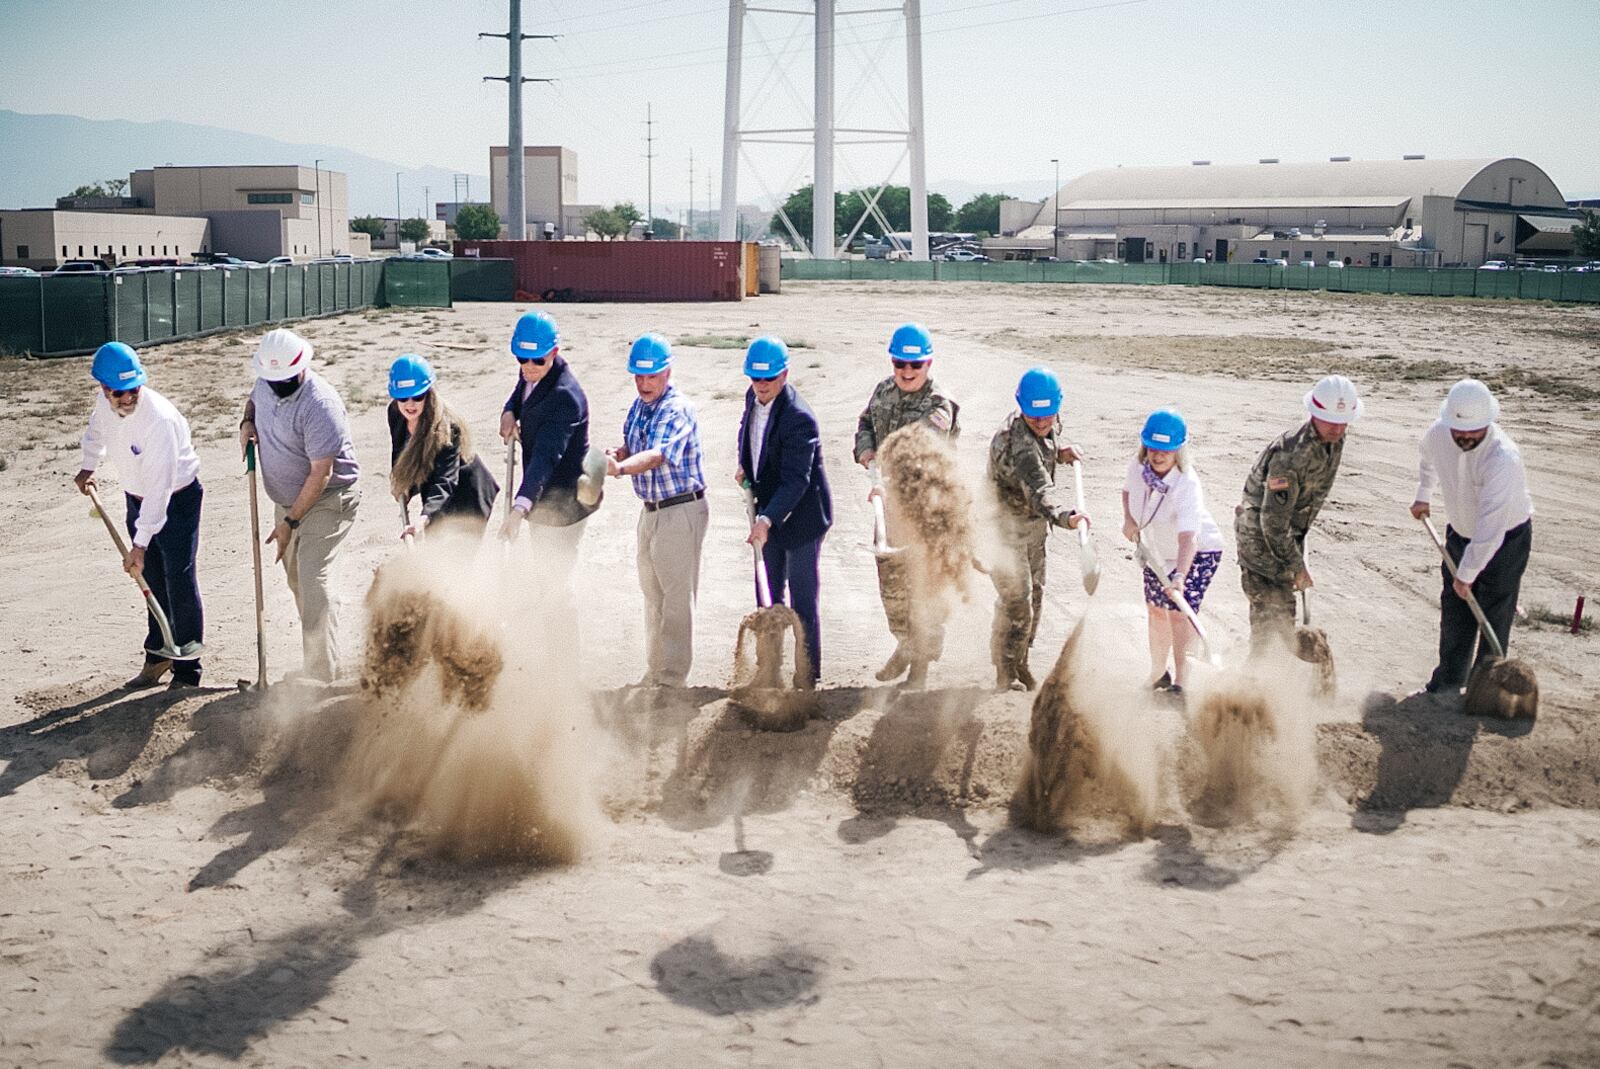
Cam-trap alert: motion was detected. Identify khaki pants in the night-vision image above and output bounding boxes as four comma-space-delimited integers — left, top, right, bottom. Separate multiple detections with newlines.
275, 484, 359, 681
636, 496, 709, 686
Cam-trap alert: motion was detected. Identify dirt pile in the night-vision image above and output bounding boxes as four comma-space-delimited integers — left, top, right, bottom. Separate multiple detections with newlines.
345, 531, 606, 864
733, 604, 809, 691
1014, 617, 1163, 840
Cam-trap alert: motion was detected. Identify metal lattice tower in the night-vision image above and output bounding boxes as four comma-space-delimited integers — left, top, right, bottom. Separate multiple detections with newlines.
719, 0, 928, 260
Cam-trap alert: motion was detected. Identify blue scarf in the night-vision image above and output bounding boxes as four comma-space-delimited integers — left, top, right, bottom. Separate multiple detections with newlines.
1140, 462, 1170, 493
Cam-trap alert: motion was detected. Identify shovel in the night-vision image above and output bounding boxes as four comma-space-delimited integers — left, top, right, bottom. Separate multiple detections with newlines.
1068, 460, 1100, 595
1296, 586, 1336, 696
400, 500, 416, 548
866, 461, 903, 558
1135, 532, 1219, 665
1420, 516, 1539, 720
239, 442, 268, 691
85, 483, 193, 662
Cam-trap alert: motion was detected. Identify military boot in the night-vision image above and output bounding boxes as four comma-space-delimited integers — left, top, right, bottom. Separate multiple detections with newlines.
123, 659, 172, 690
874, 644, 910, 682
903, 660, 929, 690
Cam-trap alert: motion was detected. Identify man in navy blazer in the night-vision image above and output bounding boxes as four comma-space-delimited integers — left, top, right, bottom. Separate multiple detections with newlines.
736, 337, 832, 686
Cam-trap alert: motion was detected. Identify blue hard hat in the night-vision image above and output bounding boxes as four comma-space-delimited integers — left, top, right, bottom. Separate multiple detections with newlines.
1140, 408, 1188, 451
743, 336, 789, 379
387, 353, 435, 400
91, 342, 146, 390
628, 333, 673, 375
1015, 366, 1062, 417
887, 322, 933, 361
509, 310, 559, 360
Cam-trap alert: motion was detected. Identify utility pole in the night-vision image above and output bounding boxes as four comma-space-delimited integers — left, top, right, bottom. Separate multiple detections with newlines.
687, 148, 694, 240
314, 158, 324, 258
482, 0, 555, 240
644, 102, 656, 238
1051, 157, 1060, 261
396, 172, 402, 247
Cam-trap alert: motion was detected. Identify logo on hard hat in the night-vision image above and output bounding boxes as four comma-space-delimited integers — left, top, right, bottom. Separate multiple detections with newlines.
396, 378, 416, 388
1150, 432, 1171, 443
901, 345, 923, 355
119, 369, 137, 381
751, 361, 770, 371
1029, 398, 1050, 409
517, 340, 538, 351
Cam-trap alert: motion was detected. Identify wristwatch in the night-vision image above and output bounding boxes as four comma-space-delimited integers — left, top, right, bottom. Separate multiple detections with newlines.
285, 515, 301, 531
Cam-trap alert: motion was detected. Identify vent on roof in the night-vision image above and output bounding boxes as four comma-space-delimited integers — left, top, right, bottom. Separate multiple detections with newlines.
1192, 160, 1210, 166
1403, 154, 1426, 160
1258, 158, 1279, 164
1329, 156, 1351, 162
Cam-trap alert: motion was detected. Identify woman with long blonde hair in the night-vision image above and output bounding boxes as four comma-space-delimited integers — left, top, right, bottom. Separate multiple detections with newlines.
387, 354, 499, 538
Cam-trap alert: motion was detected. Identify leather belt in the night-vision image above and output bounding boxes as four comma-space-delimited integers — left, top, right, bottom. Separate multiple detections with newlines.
642, 488, 705, 512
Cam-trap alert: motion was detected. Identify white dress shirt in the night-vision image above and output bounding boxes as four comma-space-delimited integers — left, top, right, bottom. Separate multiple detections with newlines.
1122, 458, 1225, 564
748, 397, 774, 476
79, 386, 201, 547
1415, 419, 1533, 583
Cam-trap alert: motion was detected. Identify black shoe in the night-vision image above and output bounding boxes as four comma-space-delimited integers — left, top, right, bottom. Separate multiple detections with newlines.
1151, 671, 1172, 692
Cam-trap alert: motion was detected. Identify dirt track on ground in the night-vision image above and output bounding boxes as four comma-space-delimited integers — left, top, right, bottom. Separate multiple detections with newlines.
2, 282, 1597, 1066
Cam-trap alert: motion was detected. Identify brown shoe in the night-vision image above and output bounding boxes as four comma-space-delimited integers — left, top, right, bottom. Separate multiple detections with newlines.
902, 660, 929, 690
123, 660, 172, 690
1015, 661, 1038, 691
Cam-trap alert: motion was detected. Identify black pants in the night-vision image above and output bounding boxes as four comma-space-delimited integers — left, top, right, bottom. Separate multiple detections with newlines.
1427, 519, 1530, 692
126, 480, 205, 683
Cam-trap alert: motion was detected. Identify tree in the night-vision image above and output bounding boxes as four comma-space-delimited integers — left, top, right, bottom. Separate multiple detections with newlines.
351, 216, 388, 240
583, 206, 627, 240
954, 192, 1012, 235
454, 203, 502, 241
104, 177, 128, 197
614, 202, 644, 232
1575, 210, 1600, 259
774, 184, 954, 250
66, 182, 107, 198
649, 216, 681, 239
398, 217, 432, 244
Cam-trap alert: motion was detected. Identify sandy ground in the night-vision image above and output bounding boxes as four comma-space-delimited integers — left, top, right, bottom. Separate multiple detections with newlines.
2, 281, 1598, 1066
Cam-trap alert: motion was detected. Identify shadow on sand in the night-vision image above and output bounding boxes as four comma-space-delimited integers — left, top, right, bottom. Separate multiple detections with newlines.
1351, 688, 1533, 835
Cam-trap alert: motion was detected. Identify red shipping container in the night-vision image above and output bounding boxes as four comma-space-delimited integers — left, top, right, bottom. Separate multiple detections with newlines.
452, 240, 748, 302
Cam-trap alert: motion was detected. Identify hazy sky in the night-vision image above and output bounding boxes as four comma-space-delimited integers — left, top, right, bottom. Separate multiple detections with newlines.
3, 0, 1598, 207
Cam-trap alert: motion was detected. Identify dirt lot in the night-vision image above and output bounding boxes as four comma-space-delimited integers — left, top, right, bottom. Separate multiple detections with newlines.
2, 281, 1597, 1067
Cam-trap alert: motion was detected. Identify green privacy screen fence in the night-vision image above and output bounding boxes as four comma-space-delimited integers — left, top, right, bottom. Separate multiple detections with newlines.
781, 258, 1600, 303
0, 258, 516, 357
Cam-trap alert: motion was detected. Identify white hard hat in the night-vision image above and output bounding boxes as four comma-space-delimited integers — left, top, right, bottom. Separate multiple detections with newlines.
253, 328, 313, 382
1440, 378, 1499, 431
1303, 374, 1362, 425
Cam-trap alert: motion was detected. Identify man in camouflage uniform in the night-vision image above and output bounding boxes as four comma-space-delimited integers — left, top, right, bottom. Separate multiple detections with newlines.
853, 322, 959, 688
1235, 375, 1361, 654
988, 367, 1086, 691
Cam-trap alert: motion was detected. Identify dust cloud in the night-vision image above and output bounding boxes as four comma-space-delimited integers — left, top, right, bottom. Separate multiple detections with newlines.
1184, 659, 1317, 828
344, 522, 608, 864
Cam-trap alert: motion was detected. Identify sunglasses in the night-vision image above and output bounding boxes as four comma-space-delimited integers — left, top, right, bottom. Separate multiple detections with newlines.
891, 359, 926, 371
104, 386, 140, 399
748, 374, 780, 384
517, 355, 550, 366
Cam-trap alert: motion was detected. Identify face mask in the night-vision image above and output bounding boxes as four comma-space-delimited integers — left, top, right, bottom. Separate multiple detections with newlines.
268, 376, 303, 399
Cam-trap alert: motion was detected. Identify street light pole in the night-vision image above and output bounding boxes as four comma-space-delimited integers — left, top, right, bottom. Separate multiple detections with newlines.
1050, 158, 1060, 260
314, 159, 324, 258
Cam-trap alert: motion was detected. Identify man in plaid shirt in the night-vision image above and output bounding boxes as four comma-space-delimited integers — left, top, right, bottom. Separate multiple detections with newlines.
606, 334, 709, 687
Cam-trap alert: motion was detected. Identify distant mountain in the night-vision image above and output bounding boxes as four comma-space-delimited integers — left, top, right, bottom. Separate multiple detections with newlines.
0, 110, 487, 216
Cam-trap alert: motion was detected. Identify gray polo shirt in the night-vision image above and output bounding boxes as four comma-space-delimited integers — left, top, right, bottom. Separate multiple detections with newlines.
251, 372, 360, 506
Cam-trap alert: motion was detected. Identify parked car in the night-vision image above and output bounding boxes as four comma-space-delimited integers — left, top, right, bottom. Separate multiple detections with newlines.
51, 260, 106, 274
415, 247, 452, 259
1250, 256, 1276, 265
1298, 259, 1318, 267
1541, 264, 1563, 273
265, 256, 294, 266
1325, 260, 1344, 269
0, 266, 40, 277
1478, 260, 1509, 271
943, 249, 990, 262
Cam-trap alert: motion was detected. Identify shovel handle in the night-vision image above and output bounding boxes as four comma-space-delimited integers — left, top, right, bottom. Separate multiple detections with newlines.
245, 445, 267, 686
1420, 515, 1505, 659
504, 438, 517, 519
745, 489, 772, 608
86, 483, 181, 656
400, 500, 414, 547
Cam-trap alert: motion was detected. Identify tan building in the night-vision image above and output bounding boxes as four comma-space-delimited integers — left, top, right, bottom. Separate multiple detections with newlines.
992, 157, 1578, 267
0, 210, 210, 270
130, 165, 350, 261
490, 146, 578, 238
